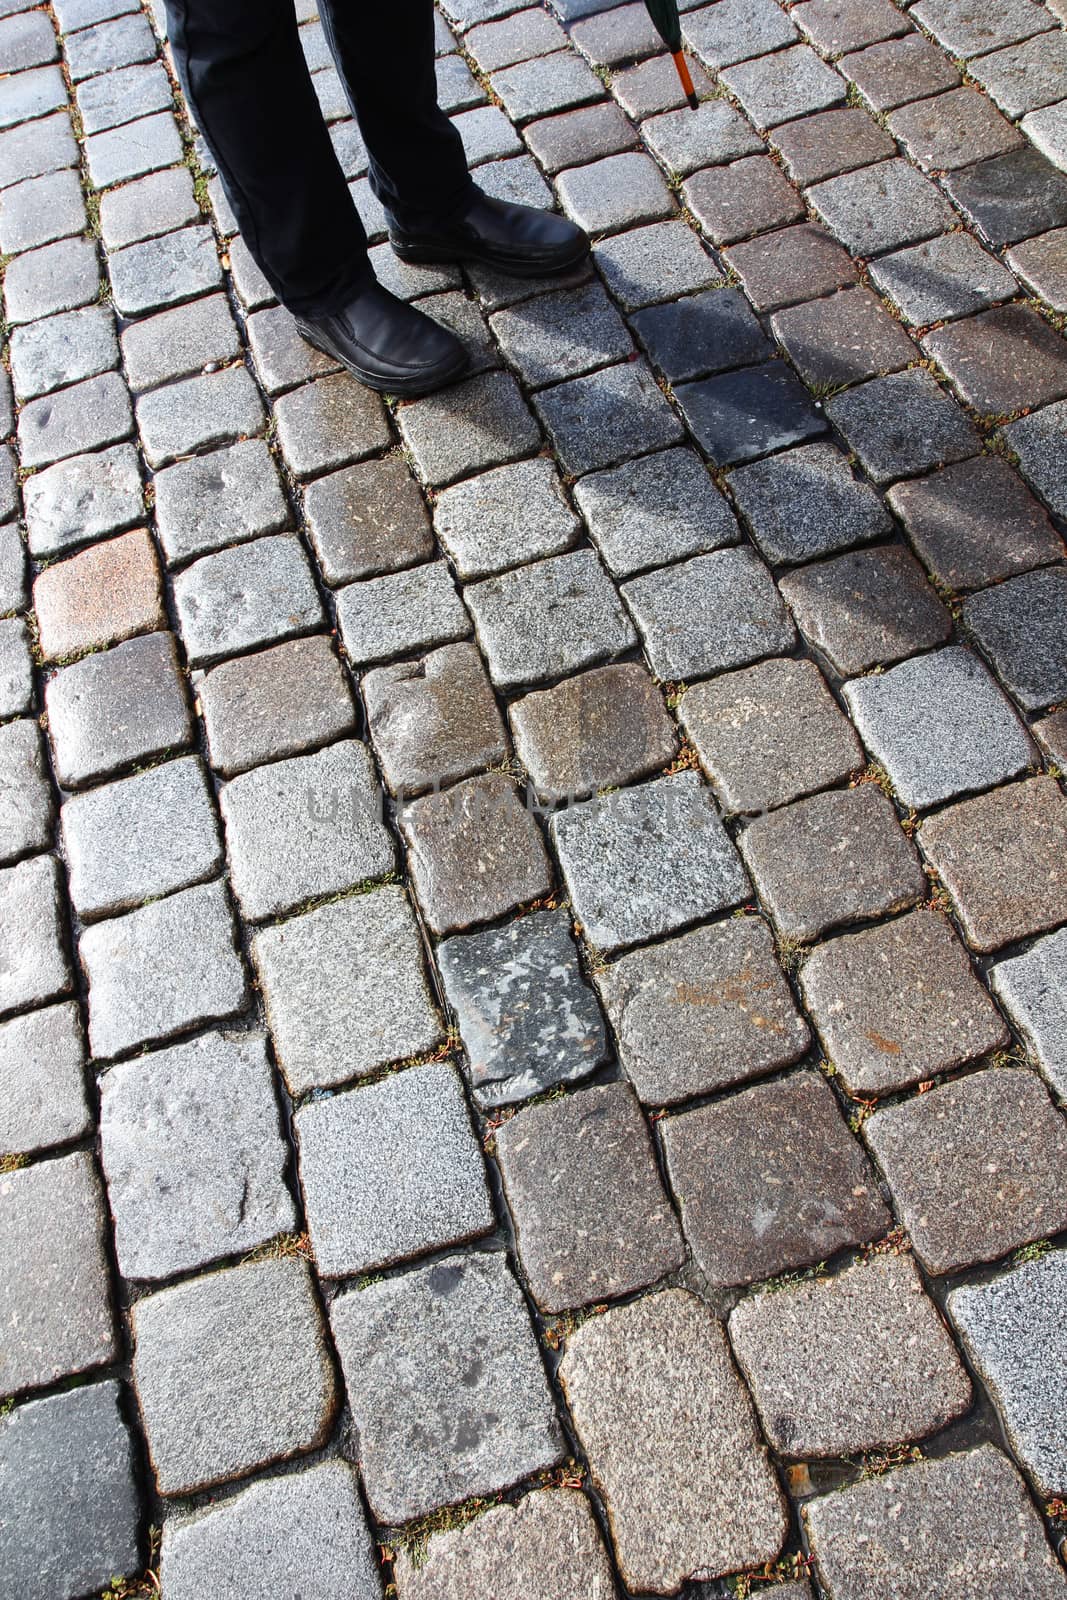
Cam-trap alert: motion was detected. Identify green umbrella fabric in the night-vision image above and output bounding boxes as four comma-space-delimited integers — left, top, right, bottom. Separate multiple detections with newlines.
643, 0, 699, 107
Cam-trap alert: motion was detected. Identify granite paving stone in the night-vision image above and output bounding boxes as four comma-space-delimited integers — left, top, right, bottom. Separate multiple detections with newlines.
64, 11, 155, 79
433, 455, 578, 579
570, 1, 660, 64
771, 287, 917, 389
0, 720, 53, 868
100, 1030, 295, 1280
944, 147, 1067, 249
511, 661, 677, 802
397, 371, 541, 487
869, 232, 1016, 327
825, 369, 980, 485
728, 440, 891, 565
228, 233, 277, 310
807, 159, 956, 256
949, 1250, 1067, 1496
642, 99, 763, 177
682, 0, 798, 69
75, 58, 172, 134
680, 657, 863, 814
399, 772, 553, 935
782, 544, 952, 676
437, 907, 609, 1107
593, 219, 722, 310
0, 1151, 115, 1396
801, 908, 1009, 1095
0, 9, 57, 68
574, 446, 737, 577
174, 535, 323, 667
62, 755, 221, 920
973, 35, 1067, 121
136, 364, 266, 470
467, 151, 554, 209
0, 112, 78, 190
97, 165, 199, 250
490, 50, 604, 123
0, 1382, 140, 1600
330, 1251, 563, 1524
0, 450, 14, 527
364, 243, 462, 304
623, 547, 796, 680
453, 104, 524, 164
296, 1062, 492, 1276
465, 8, 569, 70
81, 878, 248, 1058
199, 635, 355, 778
678, 362, 827, 465
0, 616, 33, 719
838, 35, 960, 113
721, 44, 847, 129
664, 1072, 889, 1289
1035, 708, 1067, 768
389, 295, 493, 374
793, 0, 912, 53
768, 106, 895, 185
108, 224, 221, 318
555, 151, 674, 236
739, 784, 926, 941
964, 567, 1067, 711
0, 63, 66, 130
471, 260, 592, 321
888, 86, 1022, 173
220, 739, 394, 922
631, 287, 771, 384
23, 442, 144, 558
490, 280, 631, 388
924, 305, 1067, 416
10, 304, 119, 402
34, 527, 163, 662
465, 547, 637, 690
844, 646, 1033, 810
132, 1258, 337, 1496
394, 1487, 614, 1600
498, 1079, 685, 1310
1009, 227, 1067, 313
85, 110, 183, 189
1004, 398, 1067, 520
436, 52, 486, 113
613, 51, 716, 119
533, 357, 684, 475
363, 641, 508, 797
335, 559, 471, 669
303, 454, 432, 584
121, 292, 241, 393
154, 438, 289, 566
684, 155, 805, 246
866, 1068, 1067, 1273
0, 168, 86, 255
731, 1252, 971, 1457
160, 1460, 383, 1600
805, 1444, 1067, 1600
524, 100, 637, 173
920, 777, 1067, 952
991, 926, 1067, 1100
559, 1289, 788, 1592
18, 370, 133, 469
0, 854, 70, 1017
1025, 100, 1067, 176
910, 0, 1055, 55
45, 630, 191, 789
0, 522, 22, 616
724, 222, 857, 313
253, 885, 443, 1094
54, 0, 141, 27
551, 771, 750, 954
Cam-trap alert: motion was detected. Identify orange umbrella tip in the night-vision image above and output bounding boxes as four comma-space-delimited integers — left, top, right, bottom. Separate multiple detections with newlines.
671, 49, 699, 111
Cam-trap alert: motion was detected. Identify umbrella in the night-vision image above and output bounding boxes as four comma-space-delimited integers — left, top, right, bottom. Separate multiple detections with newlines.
644, 0, 699, 109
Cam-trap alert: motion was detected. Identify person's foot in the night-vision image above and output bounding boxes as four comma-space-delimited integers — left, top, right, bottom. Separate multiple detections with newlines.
295, 278, 469, 397
389, 190, 590, 278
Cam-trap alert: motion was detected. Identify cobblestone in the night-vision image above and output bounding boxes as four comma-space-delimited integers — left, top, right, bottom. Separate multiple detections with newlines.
771, 286, 917, 390
728, 440, 891, 565
926, 304, 1067, 417
3, 236, 99, 329
274, 371, 392, 478
10, 304, 118, 403
685, 154, 804, 245
991, 926, 1067, 1101
0, 168, 86, 255
825, 369, 980, 485
0, 111, 78, 189
944, 147, 1067, 249
33, 526, 163, 662
593, 218, 721, 309
98, 165, 199, 249
781, 544, 951, 676
1004, 398, 1067, 519
964, 566, 1067, 712
23, 442, 144, 558
525, 98, 637, 172
724, 221, 857, 313
722, 44, 846, 129
45, 630, 192, 789
18, 369, 133, 469
623, 547, 796, 680
136, 364, 266, 470
85, 109, 183, 189
335, 558, 471, 668
574, 445, 737, 576
121, 292, 241, 393
511, 660, 676, 801
432, 455, 578, 579
108, 224, 221, 317
302, 453, 431, 583
679, 361, 828, 466
643, 98, 763, 176
556, 150, 673, 236
1009, 227, 1067, 312
64, 11, 155, 79
75, 58, 171, 134
0, 616, 33, 718
174, 534, 323, 667
490, 279, 631, 388
683, 0, 797, 69
0, 854, 71, 1017
533, 357, 684, 475
0, 720, 53, 867
868, 231, 1016, 326
839, 34, 959, 113
154, 438, 289, 565
398, 370, 540, 487
889, 86, 1021, 173
769, 106, 895, 185
632, 286, 770, 384
364, 640, 507, 796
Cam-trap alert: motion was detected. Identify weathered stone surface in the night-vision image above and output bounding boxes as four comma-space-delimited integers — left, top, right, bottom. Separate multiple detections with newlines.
623, 547, 796, 680
574, 445, 737, 578
732, 1252, 971, 1457
944, 146, 1067, 250
85, 109, 183, 189
400, 772, 553, 936
296, 1062, 492, 1276
684, 155, 804, 245
925, 304, 1067, 417
560, 1289, 787, 1592
825, 369, 980, 485
397, 371, 540, 488
108, 224, 221, 318
438, 907, 608, 1108
665, 1073, 889, 1289
75, 56, 172, 134
551, 771, 750, 955
595, 915, 810, 1105
0, 1151, 115, 1397
34, 527, 163, 663
161, 1460, 382, 1600
0, 522, 23, 616
1035, 707, 1067, 767
677, 363, 827, 467
525, 98, 637, 173
0, 111, 77, 190
1009, 226, 1067, 313
24, 443, 144, 559
133, 1258, 337, 1497
805, 1443, 1067, 1600
64, 11, 155, 79
221, 739, 393, 922
870, 232, 1016, 327
868, 1067, 1067, 1274
302, 454, 432, 584
394, 1487, 614, 1600
793, 0, 911, 52
593, 219, 721, 311
253, 884, 442, 1094
728, 441, 890, 567
136, 364, 266, 470
0, 1382, 140, 1600
0, 616, 33, 718
535, 357, 684, 478
490, 49, 604, 123
453, 103, 524, 164
62, 755, 221, 921
0, 1000, 88, 1160
724, 221, 857, 314
100, 1030, 294, 1280
889, 85, 1021, 174
964, 566, 1067, 712
0, 167, 85, 256
632, 287, 771, 385
154, 438, 288, 566
888, 455, 1063, 591
121, 292, 241, 394
0, 62, 65, 129
363, 640, 507, 797
949, 1251, 1067, 1498
740, 784, 925, 942
802, 907, 1007, 1096
978, 33, 1067, 122
98, 165, 200, 250
1004, 397, 1067, 521
570, 1, 660, 65
0, 854, 71, 1018
274, 372, 391, 478
9, 304, 117, 403
498, 1080, 685, 1311
991, 926, 1067, 1101
432, 454, 579, 580
772, 287, 917, 390
174, 534, 323, 667
680, 657, 863, 815
466, 8, 569, 71
556, 150, 673, 237
782, 545, 951, 676
247, 302, 339, 395
18, 370, 133, 470
920, 777, 1067, 952
45, 630, 192, 789
330, 1252, 564, 1524
769, 106, 895, 185
809, 158, 956, 258
912, 0, 1054, 55
3, 236, 99, 328
0, 718, 52, 868
335, 559, 472, 668
198, 634, 355, 777
644, 99, 763, 182
840, 32, 959, 114
722, 43, 846, 128
683, 0, 797, 69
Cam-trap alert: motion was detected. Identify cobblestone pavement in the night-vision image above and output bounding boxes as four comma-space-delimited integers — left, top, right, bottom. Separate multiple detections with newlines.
2, 0, 1067, 1594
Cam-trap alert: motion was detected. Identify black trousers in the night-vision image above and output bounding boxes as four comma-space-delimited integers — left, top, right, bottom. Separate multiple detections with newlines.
164, 0, 475, 315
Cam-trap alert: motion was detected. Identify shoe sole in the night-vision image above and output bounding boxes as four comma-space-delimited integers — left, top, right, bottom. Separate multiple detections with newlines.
297, 323, 470, 398
391, 236, 591, 278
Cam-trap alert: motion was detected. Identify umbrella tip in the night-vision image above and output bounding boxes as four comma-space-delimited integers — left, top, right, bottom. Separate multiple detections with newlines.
686, 90, 699, 110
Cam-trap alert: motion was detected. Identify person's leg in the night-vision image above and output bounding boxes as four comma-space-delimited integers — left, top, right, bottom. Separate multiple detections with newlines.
164, 0, 370, 315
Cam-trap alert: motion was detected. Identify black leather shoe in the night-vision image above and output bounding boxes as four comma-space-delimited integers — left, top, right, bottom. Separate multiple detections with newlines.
296, 279, 468, 397
389, 190, 590, 278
